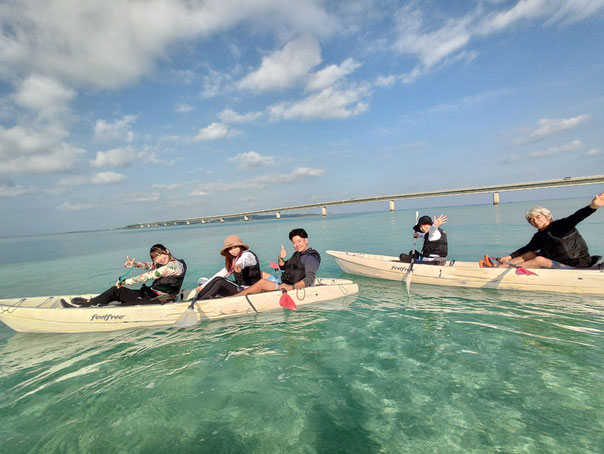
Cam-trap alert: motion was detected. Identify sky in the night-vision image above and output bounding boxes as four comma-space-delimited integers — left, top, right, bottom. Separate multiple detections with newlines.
1, 0, 603, 236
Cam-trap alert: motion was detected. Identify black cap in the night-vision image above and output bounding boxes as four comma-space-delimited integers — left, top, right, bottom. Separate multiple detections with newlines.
413, 215, 433, 232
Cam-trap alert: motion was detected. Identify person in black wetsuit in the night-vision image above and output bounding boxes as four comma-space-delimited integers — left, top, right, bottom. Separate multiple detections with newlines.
61, 244, 187, 307
497, 191, 604, 269
236, 228, 321, 296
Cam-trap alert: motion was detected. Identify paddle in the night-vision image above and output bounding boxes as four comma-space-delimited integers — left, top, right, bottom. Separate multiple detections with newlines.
270, 262, 297, 310
118, 267, 134, 284
491, 257, 538, 276
174, 277, 209, 327
117, 256, 137, 283
404, 211, 419, 296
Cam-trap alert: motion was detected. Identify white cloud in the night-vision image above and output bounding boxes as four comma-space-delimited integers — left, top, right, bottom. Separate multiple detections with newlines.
479, 0, 547, 33
238, 36, 322, 92
268, 84, 370, 121
90, 146, 141, 168
94, 115, 137, 142
527, 115, 590, 140
375, 75, 396, 87
58, 201, 96, 211
189, 188, 210, 197
152, 183, 185, 190
285, 167, 326, 181
306, 58, 360, 91
393, 1, 604, 83
503, 140, 584, 163
480, 0, 604, 33
218, 108, 263, 124
131, 192, 160, 203
0, 1, 337, 90
0, 182, 36, 197
12, 74, 75, 117
189, 166, 325, 196
201, 69, 227, 98
585, 148, 602, 157
528, 140, 583, 158
227, 151, 275, 170
58, 171, 127, 186
176, 104, 193, 113
92, 171, 126, 185
394, 4, 473, 75
0, 126, 85, 176
194, 122, 237, 141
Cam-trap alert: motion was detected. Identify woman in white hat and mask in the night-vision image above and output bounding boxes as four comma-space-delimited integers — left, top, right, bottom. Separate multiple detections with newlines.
194, 235, 264, 300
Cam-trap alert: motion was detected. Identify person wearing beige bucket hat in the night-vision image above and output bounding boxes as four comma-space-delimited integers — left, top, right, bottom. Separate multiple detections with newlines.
193, 235, 265, 301
219, 235, 249, 256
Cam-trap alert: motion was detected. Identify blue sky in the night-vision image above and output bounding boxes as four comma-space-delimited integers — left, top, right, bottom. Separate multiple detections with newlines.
1, 0, 603, 236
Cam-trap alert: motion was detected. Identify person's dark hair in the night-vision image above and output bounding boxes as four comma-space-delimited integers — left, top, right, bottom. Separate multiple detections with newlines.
289, 228, 308, 240
149, 244, 171, 262
225, 249, 243, 272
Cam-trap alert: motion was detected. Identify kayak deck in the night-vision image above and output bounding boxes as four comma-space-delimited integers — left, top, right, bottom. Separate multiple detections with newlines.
0, 278, 359, 333
326, 250, 604, 295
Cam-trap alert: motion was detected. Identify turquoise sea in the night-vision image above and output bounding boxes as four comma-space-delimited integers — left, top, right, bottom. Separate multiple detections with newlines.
0, 198, 603, 453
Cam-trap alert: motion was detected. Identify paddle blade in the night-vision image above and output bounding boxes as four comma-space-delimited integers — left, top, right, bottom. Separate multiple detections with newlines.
515, 267, 537, 276
270, 262, 279, 271
175, 307, 198, 327
404, 272, 412, 296
279, 291, 297, 310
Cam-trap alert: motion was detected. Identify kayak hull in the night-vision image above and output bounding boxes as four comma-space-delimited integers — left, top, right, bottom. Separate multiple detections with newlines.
0, 278, 358, 334
326, 250, 604, 295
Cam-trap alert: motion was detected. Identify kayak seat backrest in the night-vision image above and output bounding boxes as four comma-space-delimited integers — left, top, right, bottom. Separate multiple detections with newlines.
588, 255, 603, 269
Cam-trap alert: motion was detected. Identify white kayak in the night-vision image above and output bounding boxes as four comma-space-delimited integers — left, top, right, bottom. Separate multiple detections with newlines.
326, 250, 604, 295
0, 278, 359, 334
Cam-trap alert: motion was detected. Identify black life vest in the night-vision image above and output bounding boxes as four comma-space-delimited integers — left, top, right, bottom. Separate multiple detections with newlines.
540, 228, 591, 267
281, 248, 321, 285
421, 227, 448, 258
232, 251, 262, 287
151, 258, 187, 295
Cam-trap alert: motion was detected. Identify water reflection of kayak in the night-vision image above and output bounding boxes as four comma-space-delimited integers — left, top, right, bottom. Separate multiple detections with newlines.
0, 278, 358, 334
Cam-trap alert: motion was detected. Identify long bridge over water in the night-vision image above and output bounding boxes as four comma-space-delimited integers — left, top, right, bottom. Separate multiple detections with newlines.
127, 175, 604, 229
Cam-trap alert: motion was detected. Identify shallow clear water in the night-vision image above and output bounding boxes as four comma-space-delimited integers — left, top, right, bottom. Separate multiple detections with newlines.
0, 199, 603, 453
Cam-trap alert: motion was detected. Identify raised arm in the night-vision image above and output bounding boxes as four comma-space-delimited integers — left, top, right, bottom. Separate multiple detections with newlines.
124, 260, 185, 286
433, 214, 447, 227
590, 191, 604, 209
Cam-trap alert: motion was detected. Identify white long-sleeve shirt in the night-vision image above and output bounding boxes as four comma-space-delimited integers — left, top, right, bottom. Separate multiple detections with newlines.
206, 251, 259, 286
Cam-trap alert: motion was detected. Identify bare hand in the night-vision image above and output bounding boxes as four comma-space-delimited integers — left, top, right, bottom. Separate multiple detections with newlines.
279, 245, 287, 260
433, 214, 447, 227
124, 256, 136, 268
279, 283, 292, 291
233, 265, 242, 273
590, 191, 604, 209
115, 280, 124, 288
196, 285, 203, 292
413, 232, 420, 238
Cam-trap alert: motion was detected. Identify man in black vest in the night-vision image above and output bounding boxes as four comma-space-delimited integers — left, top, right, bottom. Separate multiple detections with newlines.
494, 191, 604, 269
237, 228, 321, 296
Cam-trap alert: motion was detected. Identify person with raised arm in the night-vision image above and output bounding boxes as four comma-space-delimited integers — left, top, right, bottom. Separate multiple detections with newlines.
486, 191, 604, 269
400, 214, 448, 265
236, 228, 321, 296
61, 244, 186, 307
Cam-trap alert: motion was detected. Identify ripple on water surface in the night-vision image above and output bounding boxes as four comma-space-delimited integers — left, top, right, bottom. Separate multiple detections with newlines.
1, 279, 603, 450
